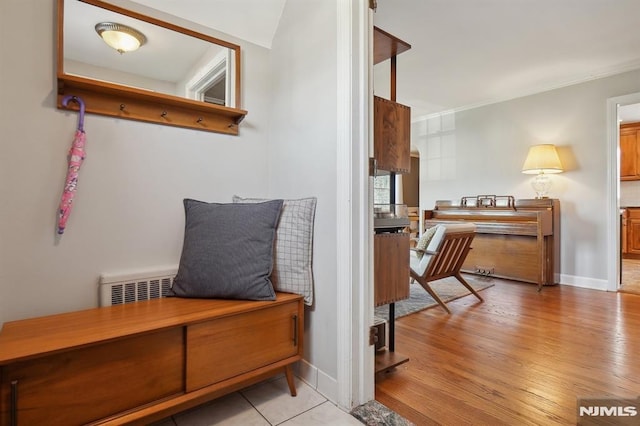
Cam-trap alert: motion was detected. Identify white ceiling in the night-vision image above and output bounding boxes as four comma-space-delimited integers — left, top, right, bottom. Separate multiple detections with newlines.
373, 0, 640, 118
125, 0, 640, 118
128, 0, 287, 49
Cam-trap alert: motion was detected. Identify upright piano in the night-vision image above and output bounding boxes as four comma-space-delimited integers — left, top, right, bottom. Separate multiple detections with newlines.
423, 196, 560, 288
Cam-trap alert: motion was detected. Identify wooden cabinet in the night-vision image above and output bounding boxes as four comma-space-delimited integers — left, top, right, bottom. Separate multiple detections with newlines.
373, 231, 410, 373
0, 293, 303, 426
373, 27, 412, 175
624, 208, 640, 258
374, 232, 410, 306
620, 122, 640, 180
623, 209, 628, 254
374, 96, 411, 174
629, 213, 640, 254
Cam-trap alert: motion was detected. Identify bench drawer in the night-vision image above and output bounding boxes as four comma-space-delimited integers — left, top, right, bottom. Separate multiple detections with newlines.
186, 300, 300, 392
0, 328, 183, 426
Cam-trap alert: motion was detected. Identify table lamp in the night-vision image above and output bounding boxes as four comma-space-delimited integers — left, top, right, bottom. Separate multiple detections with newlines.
521, 144, 563, 198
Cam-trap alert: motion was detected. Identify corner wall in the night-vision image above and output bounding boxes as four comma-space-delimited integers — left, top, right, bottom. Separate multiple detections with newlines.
267, 0, 341, 401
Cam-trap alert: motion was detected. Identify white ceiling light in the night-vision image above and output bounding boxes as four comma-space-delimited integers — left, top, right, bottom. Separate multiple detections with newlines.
95, 22, 147, 54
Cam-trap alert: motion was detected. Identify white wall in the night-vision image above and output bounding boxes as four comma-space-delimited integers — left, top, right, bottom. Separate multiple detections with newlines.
0, 1, 272, 325
267, 0, 340, 400
412, 69, 640, 286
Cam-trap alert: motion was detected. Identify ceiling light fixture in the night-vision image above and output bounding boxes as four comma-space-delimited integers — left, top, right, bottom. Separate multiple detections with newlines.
95, 22, 147, 54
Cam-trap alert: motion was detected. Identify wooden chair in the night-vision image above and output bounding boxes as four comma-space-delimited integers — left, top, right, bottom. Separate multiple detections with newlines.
409, 223, 484, 314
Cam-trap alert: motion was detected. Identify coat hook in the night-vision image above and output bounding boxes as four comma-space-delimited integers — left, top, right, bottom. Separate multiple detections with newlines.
61, 95, 86, 131
119, 104, 126, 111
161, 110, 168, 118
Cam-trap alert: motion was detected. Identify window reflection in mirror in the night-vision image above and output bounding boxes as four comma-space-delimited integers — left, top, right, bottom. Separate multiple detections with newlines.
63, 0, 236, 108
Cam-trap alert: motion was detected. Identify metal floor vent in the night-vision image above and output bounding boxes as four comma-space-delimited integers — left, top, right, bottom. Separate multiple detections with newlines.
99, 267, 178, 307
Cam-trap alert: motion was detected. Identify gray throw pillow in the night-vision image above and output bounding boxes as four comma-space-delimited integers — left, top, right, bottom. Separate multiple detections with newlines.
168, 198, 283, 300
233, 196, 317, 306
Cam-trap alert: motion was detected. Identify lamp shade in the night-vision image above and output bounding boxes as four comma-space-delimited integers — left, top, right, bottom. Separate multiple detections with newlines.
521, 144, 563, 175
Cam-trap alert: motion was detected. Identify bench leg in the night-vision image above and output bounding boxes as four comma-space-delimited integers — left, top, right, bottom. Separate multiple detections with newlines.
285, 364, 297, 396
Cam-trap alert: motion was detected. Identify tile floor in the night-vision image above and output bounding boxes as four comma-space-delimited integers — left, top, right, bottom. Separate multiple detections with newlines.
153, 375, 363, 426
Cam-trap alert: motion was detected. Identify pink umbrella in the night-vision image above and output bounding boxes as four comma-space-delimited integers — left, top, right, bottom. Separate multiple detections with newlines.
58, 95, 86, 235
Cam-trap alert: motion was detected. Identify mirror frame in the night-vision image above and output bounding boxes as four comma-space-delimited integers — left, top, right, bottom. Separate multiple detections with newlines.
57, 0, 247, 135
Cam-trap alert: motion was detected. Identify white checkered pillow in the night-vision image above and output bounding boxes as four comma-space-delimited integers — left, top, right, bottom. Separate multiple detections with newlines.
233, 196, 317, 305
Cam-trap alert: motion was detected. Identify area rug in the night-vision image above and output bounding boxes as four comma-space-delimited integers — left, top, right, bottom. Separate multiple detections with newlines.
351, 400, 414, 426
374, 273, 494, 320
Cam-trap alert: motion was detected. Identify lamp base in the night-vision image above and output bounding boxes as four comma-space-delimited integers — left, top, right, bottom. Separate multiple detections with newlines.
531, 173, 551, 199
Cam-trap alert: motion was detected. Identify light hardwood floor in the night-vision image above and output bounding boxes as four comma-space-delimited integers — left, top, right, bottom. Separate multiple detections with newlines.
375, 279, 640, 425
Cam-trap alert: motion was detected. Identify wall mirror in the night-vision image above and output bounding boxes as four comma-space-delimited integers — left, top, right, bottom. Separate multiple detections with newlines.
57, 0, 247, 134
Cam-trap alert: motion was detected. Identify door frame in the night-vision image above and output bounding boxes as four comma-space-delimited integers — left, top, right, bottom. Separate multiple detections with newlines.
336, 0, 375, 409
606, 92, 640, 291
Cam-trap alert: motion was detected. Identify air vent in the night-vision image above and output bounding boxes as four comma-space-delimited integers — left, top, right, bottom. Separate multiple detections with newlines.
99, 267, 178, 307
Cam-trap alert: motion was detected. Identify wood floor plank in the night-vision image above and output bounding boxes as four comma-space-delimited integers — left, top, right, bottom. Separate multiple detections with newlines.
375, 280, 640, 425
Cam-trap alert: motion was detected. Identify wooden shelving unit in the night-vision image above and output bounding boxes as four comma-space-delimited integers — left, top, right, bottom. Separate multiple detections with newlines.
373, 26, 412, 375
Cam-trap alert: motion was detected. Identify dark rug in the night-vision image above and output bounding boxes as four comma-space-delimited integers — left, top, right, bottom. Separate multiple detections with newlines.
374, 273, 494, 320
351, 400, 414, 426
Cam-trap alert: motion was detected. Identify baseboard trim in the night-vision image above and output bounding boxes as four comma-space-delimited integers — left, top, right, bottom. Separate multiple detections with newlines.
559, 274, 610, 291
296, 359, 339, 403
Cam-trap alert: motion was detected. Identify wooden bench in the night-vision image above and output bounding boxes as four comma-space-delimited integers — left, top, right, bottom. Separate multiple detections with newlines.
0, 293, 303, 425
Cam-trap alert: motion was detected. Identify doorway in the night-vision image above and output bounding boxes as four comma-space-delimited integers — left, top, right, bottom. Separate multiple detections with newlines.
607, 93, 640, 293
618, 103, 640, 294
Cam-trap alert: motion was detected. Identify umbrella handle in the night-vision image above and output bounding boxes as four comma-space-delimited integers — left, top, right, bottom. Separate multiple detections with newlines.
62, 95, 85, 131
